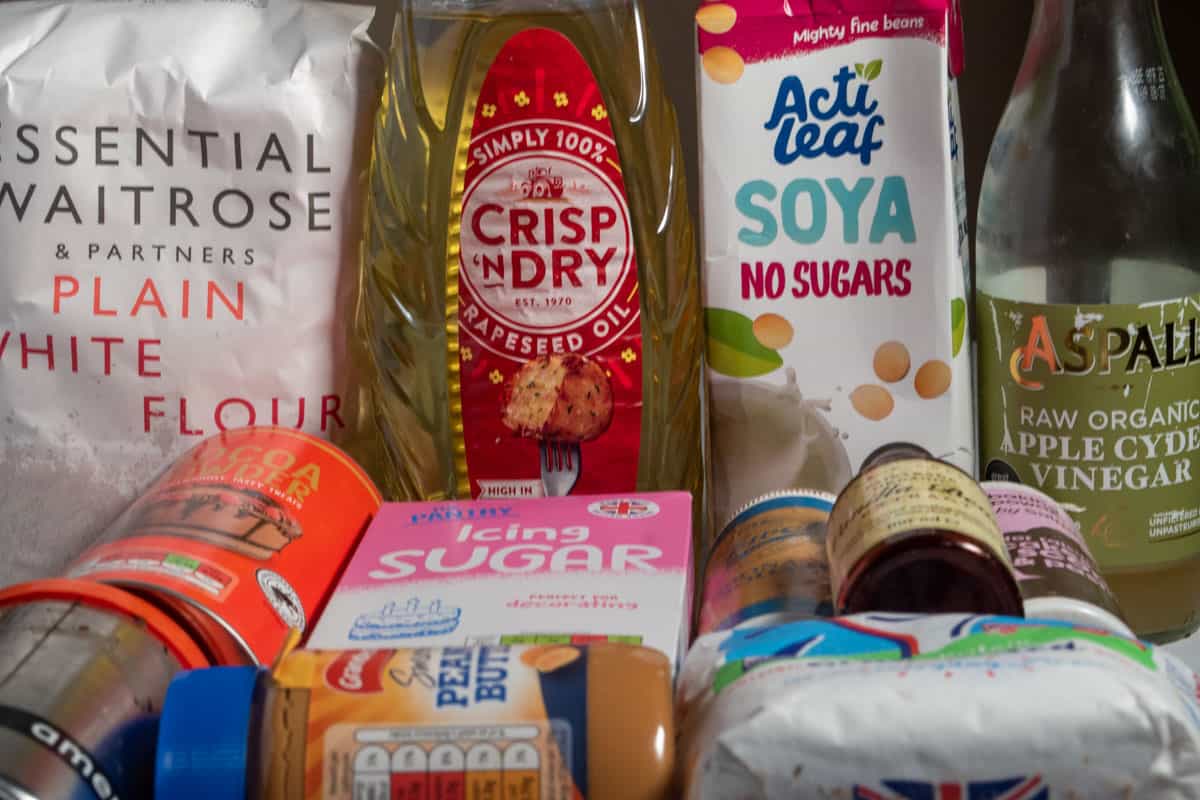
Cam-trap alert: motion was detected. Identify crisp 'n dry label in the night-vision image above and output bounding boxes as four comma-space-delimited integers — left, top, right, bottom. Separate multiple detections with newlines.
67, 427, 381, 664
826, 460, 1011, 597
451, 28, 643, 501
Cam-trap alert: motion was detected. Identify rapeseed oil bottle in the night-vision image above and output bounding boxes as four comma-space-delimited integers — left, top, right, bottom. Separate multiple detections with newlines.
351, 0, 707, 535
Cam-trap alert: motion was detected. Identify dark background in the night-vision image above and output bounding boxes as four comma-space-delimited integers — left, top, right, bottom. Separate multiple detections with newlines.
645, 1, 1199, 236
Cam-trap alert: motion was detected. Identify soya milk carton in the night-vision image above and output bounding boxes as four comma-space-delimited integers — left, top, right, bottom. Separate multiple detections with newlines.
697, 0, 972, 527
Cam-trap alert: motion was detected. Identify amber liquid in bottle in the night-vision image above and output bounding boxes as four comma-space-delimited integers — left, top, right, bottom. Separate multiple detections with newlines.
830, 443, 1025, 617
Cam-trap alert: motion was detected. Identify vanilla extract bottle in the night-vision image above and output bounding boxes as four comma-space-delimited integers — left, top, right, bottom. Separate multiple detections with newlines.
977, 0, 1200, 641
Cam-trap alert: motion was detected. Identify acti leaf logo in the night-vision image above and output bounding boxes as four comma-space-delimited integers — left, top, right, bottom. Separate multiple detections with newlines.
854, 59, 884, 81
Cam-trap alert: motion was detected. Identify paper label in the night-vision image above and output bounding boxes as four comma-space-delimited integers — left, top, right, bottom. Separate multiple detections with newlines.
287, 644, 671, 800
978, 292, 1200, 570
700, 492, 835, 634
453, 28, 642, 500
984, 482, 1125, 619
294, 647, 584, 799
826, 460, 1011, 599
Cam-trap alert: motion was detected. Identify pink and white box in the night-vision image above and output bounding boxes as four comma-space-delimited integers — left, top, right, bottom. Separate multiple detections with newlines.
307, 492, 693, 671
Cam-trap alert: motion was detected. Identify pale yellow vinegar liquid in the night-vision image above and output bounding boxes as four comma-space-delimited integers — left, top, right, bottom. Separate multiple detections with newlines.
980, 260, 1200, 643
349, 0, 707, 533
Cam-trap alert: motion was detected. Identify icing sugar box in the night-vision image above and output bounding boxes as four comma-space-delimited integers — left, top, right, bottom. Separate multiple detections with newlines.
307, 492, 693, 671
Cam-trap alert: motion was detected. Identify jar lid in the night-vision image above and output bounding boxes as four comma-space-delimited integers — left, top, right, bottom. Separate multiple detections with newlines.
0, 579, 209, 669
156, 666, 260, 800
861, 441, 933, 471
720, 489, 837, 537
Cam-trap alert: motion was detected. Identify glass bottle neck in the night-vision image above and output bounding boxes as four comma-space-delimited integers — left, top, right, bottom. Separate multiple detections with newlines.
1029, 0, 1167, 67
1014, 0, 1186, 123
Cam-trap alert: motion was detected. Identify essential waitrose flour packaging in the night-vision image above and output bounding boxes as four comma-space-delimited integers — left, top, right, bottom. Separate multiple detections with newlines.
697, 0, 972, 526
679, 614, 1200, 798
307, 492, 694, 673
0, 0, 386, 581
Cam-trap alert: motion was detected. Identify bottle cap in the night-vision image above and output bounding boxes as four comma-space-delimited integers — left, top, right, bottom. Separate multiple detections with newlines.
1025, 597, 1136, 639
718, 488, 838, 540
860, 441, 933, 471
156, 666, 261, 800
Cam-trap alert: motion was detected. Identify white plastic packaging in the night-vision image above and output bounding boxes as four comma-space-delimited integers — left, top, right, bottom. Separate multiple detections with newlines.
680, 614, 1200, 798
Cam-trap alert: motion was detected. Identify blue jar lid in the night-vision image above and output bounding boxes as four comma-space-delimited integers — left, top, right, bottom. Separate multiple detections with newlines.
156, 666, 261, 800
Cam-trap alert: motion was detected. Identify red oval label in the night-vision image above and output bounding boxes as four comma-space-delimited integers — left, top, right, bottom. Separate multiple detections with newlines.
453, 28, 644, 500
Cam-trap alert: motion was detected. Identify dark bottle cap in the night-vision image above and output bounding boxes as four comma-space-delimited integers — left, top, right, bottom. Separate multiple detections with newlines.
860, 441, 935, 472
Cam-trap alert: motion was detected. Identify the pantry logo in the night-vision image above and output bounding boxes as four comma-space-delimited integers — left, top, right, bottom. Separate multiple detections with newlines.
765, 61, 886, 167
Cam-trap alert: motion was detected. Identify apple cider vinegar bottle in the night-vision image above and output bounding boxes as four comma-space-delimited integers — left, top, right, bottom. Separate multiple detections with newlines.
977, 0, 1200, 642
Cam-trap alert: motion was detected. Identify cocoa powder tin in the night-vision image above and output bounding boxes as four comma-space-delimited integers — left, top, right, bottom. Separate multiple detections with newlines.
68, 426, 381, 664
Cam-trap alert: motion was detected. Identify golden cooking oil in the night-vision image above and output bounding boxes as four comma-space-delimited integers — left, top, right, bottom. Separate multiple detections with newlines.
349, 0, 707, 539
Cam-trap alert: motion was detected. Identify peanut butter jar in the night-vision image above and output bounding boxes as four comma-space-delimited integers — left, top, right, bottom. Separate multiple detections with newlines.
156, 643, 675, 800
827, 443, 1024, 616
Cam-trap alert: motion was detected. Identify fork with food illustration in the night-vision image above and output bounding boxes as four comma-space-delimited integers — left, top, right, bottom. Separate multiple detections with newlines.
502, 353, 614, 496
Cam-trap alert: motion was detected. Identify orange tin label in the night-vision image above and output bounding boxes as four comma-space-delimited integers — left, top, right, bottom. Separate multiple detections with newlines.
68, 426, 381, 664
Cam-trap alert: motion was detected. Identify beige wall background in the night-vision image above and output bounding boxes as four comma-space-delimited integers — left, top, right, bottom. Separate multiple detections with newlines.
645, 0, 1199, 238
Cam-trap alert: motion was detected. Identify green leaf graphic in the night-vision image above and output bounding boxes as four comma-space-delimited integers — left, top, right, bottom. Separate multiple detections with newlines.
951, 297, 966, 358
705, 307, 784, 378
854, 62, 865, 78
864, 59, 883, 81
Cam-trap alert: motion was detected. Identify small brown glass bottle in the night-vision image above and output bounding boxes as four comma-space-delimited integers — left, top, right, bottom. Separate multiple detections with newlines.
826, 443, 1024, 617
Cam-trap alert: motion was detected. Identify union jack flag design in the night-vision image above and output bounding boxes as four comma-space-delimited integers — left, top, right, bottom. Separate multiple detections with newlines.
586, 498, 660, 520
853, 776, 1048, 800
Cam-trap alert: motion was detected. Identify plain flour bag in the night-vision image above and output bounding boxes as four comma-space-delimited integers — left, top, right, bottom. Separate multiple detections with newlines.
0, 0, 386, 581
